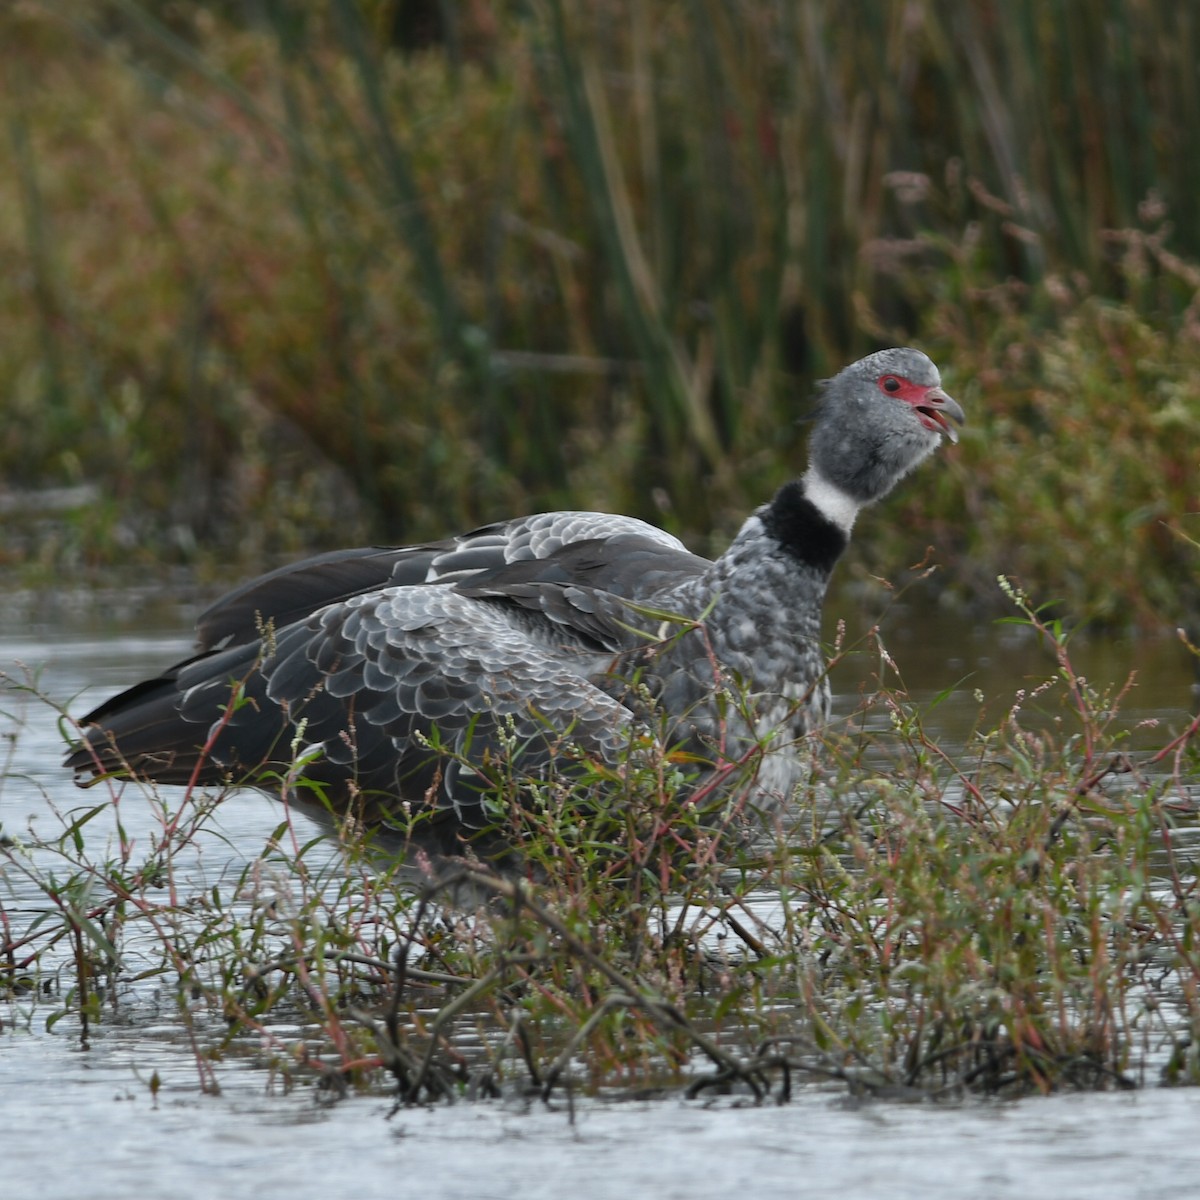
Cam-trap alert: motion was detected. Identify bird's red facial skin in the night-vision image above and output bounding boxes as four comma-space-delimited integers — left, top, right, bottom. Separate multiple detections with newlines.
877, 374, 947, 434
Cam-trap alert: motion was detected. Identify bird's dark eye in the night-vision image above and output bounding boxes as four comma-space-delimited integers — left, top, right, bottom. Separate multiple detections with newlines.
882, 376, 901, 392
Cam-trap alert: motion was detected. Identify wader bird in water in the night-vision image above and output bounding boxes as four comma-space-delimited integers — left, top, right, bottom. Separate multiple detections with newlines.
66, 348, 963, 864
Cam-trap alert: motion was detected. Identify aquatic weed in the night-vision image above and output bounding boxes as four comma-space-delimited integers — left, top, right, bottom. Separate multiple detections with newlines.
3, 584, 1199, 1102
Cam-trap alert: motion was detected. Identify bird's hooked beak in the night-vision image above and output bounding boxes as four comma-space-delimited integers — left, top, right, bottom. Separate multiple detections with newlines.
915, 386, 965, 444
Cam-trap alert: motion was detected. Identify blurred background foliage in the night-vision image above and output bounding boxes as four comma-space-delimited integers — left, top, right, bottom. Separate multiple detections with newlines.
1, 0, 1198, 629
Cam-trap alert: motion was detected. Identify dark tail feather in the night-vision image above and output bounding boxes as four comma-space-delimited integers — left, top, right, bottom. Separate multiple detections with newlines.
64, 645, 288, 788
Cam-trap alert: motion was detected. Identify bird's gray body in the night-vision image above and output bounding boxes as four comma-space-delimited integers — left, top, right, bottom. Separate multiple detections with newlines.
66, 348, 963, 857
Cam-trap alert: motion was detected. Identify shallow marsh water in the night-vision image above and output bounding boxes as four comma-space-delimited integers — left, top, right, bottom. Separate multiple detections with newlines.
3, 596, 1200, 1200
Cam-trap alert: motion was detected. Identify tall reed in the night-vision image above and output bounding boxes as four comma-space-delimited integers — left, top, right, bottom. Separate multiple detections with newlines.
1, 2, 1198, 623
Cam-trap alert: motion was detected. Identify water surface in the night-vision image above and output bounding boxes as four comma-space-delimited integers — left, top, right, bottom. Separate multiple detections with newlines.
3, 601, 1199, 1200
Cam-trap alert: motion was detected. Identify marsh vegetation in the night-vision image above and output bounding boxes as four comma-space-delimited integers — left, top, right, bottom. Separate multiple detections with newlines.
4, 590, 1199, 1103
1, 2, 1198, 629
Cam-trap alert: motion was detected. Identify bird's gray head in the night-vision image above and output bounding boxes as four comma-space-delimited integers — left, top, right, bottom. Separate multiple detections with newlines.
807, 347, 964, 505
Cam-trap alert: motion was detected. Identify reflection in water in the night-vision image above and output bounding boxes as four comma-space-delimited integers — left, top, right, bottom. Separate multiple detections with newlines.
835, 602, 1196, 744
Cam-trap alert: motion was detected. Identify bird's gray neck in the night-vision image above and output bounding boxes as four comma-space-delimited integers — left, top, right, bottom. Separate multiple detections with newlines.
645, 492, 841, 750
654, 477, 848, 634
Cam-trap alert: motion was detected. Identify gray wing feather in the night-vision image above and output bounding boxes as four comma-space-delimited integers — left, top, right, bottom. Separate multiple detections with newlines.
197, 511, 689, 651
259, 586, 637, 827
424, 511, 687, 580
